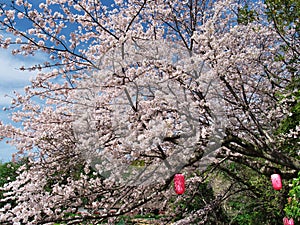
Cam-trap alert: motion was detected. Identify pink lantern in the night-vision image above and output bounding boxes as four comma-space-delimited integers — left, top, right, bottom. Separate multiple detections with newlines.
289, 218, 294, 225
283, 217, 294, 225
271, 174, 282, 190
174, 174, 185, 195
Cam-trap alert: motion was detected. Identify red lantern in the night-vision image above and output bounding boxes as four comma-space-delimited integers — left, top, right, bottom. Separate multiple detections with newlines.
271, 174, 282, 190
174, 174, 185, 195
283, 217, 294, 225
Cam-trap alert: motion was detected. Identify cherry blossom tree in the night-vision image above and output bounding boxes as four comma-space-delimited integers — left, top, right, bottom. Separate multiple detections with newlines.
0, 0, 299, 224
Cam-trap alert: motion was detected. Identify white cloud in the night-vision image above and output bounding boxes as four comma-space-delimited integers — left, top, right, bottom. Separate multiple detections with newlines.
0, 48, 46, 162
0, 49, 36, 104
0, 47, 51, 101
0, 141, 17, 163
0, 57, 33, 84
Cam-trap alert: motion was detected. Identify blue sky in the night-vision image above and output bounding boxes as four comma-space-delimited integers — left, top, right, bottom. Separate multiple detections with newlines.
0, 0, 117, 162
0, 48, 37, 162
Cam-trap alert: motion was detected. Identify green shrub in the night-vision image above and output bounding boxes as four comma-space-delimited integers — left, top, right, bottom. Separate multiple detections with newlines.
0, 161, 21, 208
284, 172, 300, 222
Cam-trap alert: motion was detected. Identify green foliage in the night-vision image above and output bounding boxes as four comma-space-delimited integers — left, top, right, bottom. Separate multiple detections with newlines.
44, 163, 99, 192
169, 180, 229, 224
278, 89, 300, 133
237, 4, 258, 25
113, 214, 164, 225
275, 80, 300, 158
228, 201, 261, 225
269, 0, 300, 212
221, 162, 285, 224
228, 192, 282, 225
0, 162, 18, 187
131, 159, 145, 167
284, 172, 300, 222
0, 161, 21, 208
265, 0, 300, 34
